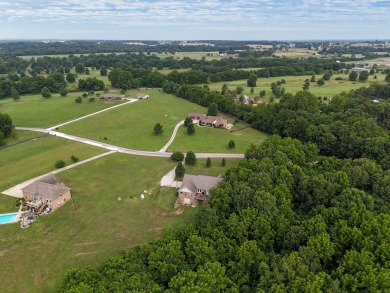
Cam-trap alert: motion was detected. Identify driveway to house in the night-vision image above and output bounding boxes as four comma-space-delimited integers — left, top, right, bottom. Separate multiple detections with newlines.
48, 99, 139, 130
159, 120, 184, 152
15, 127, 245, 159
2, 151, 115, 198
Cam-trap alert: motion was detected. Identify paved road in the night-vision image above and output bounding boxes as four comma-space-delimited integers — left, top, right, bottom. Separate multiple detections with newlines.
15, 127, 245, 159
159, 120, 184, 152
2, 151, 115, 198
48, 99, 138, 130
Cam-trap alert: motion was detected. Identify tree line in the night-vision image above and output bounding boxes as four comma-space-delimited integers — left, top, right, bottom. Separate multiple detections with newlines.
61, 134, 390, 292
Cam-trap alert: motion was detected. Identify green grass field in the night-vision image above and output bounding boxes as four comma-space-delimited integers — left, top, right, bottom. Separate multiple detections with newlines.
0, 135, 105, 195
0, 92, 124, 128
208, 73, 387, 101
60, 90, 206, 151
169, 122, 268, 154
0, 154, 199, 293
185, 158, 242, 176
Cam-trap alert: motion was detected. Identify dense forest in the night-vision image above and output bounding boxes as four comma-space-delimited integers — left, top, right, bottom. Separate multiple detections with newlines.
61, 134, 390, 291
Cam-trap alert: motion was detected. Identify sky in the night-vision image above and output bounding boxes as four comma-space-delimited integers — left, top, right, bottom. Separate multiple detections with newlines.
0, 0, 389, 40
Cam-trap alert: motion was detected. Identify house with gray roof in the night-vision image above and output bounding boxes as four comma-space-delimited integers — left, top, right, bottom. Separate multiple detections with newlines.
21, 174, 71, 214
178, 174, 224, 205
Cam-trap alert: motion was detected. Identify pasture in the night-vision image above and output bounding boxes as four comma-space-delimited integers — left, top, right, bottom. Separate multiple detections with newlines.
208, 73, 387, 101
0, 92, 124, 128
0, 134, 105, 195
60, 90, 206, 151
169, 122, 268, 154
0, 154, 198, 293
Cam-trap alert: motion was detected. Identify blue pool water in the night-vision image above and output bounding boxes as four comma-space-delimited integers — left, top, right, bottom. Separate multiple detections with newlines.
0, 213, 18, 224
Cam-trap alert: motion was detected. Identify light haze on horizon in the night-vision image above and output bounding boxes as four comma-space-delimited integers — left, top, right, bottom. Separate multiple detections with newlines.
0, 0, 389, 40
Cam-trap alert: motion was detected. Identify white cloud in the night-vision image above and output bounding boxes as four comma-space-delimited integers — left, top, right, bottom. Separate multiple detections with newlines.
0, 0, 388, 39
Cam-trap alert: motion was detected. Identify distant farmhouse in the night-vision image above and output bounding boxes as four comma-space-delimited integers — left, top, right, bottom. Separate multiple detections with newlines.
178, 174, 224, 205
100, 94, 125, 100
351, 67, 367, 73
22, 174, 71, 215
135, 93, 149, 99
189, 113, 228, 128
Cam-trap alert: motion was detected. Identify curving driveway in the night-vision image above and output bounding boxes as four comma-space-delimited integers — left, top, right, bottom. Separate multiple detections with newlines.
15, 126, 245, 159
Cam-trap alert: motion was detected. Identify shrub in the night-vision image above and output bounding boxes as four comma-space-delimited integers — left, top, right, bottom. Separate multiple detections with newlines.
185, 151, 197, 165
59, 88, 67, 96
71, 155, 79, 163
175, 162, 185, 178
171, 151, 184, 161
228, 140, 235, 149
221, 158, 226, 166
184, 117, 192, 127
187, 123, 195, 135
75, 96, 82, 103
206, 158, 212, 168
55, 160, 66, 168
89, 97, 96, 102
41, 87, 52, 98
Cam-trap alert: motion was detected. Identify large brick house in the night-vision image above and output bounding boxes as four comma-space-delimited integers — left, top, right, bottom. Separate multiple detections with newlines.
21, 174, 71, 214
188, 113, 228, 128
178, 174, 224, 205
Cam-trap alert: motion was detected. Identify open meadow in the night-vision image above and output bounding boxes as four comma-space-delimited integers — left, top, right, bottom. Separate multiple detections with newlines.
0, 92, 124, 128
169, 122, 268, 154
0, 133, 105, 200
0, 154, 200, 293
208, 73, 387, 101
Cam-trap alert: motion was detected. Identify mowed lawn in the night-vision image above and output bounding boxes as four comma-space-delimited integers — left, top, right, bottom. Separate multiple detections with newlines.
0, 154, 198, 293
169, 122, 268, 153
0, 134, 105, 197
208, 73, 387, 101
61, 90, 206, 151
185, 158, 242, 176
0, 92, 124, 128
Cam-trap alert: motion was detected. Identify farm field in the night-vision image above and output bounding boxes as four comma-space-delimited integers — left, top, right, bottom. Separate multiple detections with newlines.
208, 73, 387, 101
0, 154, 198, 293
0, 135, 105, 197
0, 92, 124, 128
60, 90, 206, 151
169, 122, 268, 154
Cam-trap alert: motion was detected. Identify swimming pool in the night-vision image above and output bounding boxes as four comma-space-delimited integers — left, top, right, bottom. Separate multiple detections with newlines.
0, 213, 18, 224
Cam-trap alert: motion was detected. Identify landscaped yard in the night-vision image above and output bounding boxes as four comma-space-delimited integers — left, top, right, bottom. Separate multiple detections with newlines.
169, 122, 268, 154
0, 154, 198, 293
0, 92, 124, 128
60, 90, 206, 151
